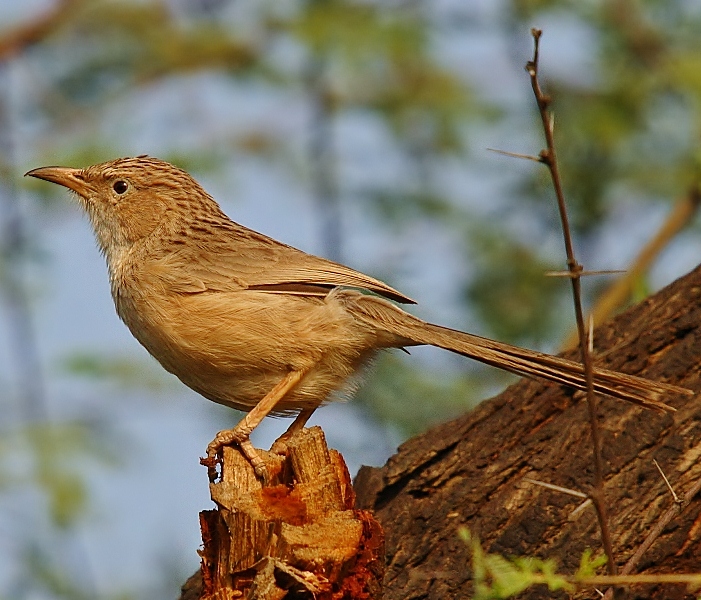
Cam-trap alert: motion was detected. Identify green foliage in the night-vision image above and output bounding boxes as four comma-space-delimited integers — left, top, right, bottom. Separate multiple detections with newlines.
464, 226, 565, 344
60, 351, 171, 391
47, 1, 258, 105
285, 0, 475, 152
355, 353, 501, 436
515, 0, 701, 231
459, 527, 608, 599
24, 543, 136, 600
576, 548, 610, 579
367, 189, 462, 226
0, 422, 119, 529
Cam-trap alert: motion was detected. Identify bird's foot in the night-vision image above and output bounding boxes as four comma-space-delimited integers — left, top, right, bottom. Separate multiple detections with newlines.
205, 428, 269, 483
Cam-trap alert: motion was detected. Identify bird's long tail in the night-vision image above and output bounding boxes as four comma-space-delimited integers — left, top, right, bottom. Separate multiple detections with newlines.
345, 293, 693, 412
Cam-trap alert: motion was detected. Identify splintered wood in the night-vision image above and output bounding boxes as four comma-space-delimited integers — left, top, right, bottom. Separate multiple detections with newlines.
198, 426, 384, 599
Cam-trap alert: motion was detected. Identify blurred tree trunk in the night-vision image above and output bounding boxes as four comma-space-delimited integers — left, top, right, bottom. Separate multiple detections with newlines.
354, 264, 701, 599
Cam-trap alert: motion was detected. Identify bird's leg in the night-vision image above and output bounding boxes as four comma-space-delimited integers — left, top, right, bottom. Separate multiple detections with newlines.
206, 369, 305, 481
270, 407, 317, 455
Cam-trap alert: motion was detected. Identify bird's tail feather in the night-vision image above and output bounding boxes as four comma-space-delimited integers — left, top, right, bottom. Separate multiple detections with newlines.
344, 292, 693, 412
406, 320, 688, 411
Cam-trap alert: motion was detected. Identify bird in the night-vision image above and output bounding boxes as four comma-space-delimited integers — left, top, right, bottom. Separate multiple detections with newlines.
26, 156, 691, 478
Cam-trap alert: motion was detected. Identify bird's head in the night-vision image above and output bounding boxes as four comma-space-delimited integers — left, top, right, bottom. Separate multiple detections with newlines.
26, 156, 219, 259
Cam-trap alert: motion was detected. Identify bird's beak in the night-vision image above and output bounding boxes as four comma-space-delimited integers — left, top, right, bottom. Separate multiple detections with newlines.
25, 166, 90, 197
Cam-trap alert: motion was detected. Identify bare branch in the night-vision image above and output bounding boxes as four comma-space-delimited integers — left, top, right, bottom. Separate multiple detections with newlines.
0, 0, 81, 60
526, 27, 615, 574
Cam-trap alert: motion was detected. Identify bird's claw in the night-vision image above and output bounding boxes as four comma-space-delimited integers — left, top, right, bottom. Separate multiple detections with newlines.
204, 428, 269, 484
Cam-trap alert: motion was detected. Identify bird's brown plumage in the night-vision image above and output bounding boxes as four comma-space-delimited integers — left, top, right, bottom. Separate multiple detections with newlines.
26, 156, 693, 466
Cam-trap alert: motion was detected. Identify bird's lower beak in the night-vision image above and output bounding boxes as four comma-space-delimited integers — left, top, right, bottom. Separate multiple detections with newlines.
25, 166, 90, 197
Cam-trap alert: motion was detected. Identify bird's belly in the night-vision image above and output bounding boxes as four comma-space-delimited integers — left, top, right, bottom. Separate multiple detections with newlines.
117, 289, 380, 414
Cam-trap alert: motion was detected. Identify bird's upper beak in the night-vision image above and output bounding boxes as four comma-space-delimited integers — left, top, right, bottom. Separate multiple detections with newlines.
25, 166, 90, 197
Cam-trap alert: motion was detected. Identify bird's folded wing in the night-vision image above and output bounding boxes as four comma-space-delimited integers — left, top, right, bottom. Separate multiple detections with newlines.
158, 224, 416, 304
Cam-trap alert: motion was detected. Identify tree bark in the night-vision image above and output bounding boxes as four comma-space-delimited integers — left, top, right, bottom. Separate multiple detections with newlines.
354, 265, 701, 599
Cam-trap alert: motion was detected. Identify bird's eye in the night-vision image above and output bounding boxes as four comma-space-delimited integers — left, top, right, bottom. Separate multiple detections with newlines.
113, 180, 128, 195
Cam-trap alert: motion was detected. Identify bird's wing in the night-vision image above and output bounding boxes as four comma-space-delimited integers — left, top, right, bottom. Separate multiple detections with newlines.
156, 223, 416, 304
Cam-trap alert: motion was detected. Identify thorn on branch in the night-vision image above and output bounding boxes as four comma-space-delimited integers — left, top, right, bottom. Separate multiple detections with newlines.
653, 459, 681, 505
486, 147, 542, 163
566, 259, 582, 272
570, 499, 593, 519
544, 269, 626, 278
523, 477, 588, 499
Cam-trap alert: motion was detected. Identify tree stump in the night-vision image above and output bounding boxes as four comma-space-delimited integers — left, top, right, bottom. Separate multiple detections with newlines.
354, 265, 701, 599
190, 426, 384, 599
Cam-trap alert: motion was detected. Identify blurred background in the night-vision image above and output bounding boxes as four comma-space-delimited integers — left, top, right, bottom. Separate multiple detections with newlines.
1, 0, 700, 598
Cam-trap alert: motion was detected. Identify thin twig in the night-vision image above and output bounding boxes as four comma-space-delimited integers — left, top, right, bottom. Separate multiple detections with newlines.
653, 459, 680, 504
492, 570, 701, 590
544, 269, 626, 278
570, 499, 593, 519
622, 476, 701, 575
486, 147, 543, 162
526, 28, 616, 574
600, 475, 701, 600
522, 477, 595, 517
579, 573, 701, 587
523, 477, 588, 499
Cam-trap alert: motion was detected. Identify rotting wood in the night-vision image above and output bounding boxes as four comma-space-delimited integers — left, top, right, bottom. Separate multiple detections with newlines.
195, 426, 384, 600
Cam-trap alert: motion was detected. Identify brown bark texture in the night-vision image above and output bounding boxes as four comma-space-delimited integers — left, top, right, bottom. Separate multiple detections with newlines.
354, 265, 701, 599
187, 426, 384, 599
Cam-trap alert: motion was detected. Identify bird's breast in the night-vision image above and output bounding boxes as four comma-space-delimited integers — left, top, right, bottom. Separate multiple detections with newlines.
110, 269, 390, 412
